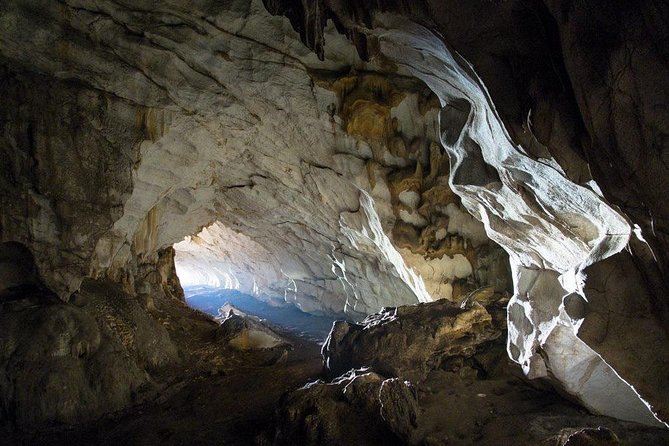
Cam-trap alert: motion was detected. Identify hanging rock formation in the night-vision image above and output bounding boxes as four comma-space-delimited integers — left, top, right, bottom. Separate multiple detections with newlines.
260, 0, 669, 427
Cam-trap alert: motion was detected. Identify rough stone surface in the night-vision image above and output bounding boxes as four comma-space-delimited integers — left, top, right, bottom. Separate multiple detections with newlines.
0, 278, 179, 427
322, 296, 504, 383
264, 368, 419, 446
268, 302, 669, 446
0, 1, 509, 320
216, 313, 289, 351
0, 242, 41, 295
0, 0, 667, 431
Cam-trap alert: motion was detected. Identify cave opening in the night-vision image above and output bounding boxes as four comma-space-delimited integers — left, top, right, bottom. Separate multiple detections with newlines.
172, 221, 341, 343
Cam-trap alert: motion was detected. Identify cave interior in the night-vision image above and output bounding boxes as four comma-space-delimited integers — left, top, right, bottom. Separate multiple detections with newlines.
1, 0, 669, 445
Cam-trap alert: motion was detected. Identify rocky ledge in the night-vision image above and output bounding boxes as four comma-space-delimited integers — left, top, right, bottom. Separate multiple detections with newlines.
264, 298, 669, 445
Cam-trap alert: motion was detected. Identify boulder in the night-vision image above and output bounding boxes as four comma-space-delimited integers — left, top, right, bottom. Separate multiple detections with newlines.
322, 298, 503, 382
217, 313, 289, 351
266, 368, 418, 446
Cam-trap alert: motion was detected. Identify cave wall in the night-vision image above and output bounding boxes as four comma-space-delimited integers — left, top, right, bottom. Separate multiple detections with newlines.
172, 71, 510, 314
260, 0, 669, 426
0, 67, 142, 296
431, 0, 669, 423
1, 0, 509, 319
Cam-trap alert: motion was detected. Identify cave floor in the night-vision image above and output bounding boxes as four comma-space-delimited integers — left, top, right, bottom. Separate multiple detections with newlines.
14, 338, 669, 446
17, 332, 324, 446
3, 290, 668, 446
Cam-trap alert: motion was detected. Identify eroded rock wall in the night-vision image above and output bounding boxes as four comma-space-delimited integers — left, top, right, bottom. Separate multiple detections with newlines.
1, 1, 509, 319
260, 0, 669, 427
0, 67, 143, 297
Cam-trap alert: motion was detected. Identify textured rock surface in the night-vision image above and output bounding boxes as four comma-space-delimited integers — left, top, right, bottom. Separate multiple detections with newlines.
267, 302, 669, 446
322, 296, 504, 382
170, 69, 511, 317
259, 0, 669, 426
216, 312, 289, 351
0, 1, 509, 320
0, 278, 179, 427
264, 368, 419, 446
0, 0, 668, 431
425, 0, 669, 425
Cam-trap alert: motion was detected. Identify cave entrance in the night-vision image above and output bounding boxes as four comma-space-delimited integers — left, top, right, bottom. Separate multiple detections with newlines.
172, 221, 337, 344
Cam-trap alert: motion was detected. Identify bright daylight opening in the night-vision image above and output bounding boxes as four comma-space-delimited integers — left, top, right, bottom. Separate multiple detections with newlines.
173, 221, 338, 344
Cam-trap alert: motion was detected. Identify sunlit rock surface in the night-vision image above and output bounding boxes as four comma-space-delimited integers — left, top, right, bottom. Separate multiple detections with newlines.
361, 17, 666, 427
216, 312, 289, 351
1, 0, 510, 319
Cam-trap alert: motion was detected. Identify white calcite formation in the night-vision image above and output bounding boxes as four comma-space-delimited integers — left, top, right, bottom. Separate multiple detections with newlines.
365, 16, 665, 427
0, 0, 666, 429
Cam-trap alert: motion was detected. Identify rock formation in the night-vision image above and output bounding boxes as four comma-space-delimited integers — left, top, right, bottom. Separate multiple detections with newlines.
322, 297, 504, 382
264, 368, 419, 446
216, 312, 289, 350
1, 0, 668, 439
265, 298, 669, 446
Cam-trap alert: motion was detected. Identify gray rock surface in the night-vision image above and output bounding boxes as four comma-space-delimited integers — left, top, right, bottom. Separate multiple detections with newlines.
216, 313, 289, 350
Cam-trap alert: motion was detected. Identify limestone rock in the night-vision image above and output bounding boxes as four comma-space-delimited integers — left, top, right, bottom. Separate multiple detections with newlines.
216, 313, 289, 351
217, 303, 250, 319
0, 0, 667, 430
266, 368, 418, 446
0, 279, 179, 427
0, 0, 511, 321
322, 299, 502, 382
262, 0, 669, 428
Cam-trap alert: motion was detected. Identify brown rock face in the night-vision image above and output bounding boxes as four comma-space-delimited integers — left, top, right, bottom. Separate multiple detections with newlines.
269, 299, 669, 445
216, 313, 289, 350
323, 297, 504, 382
